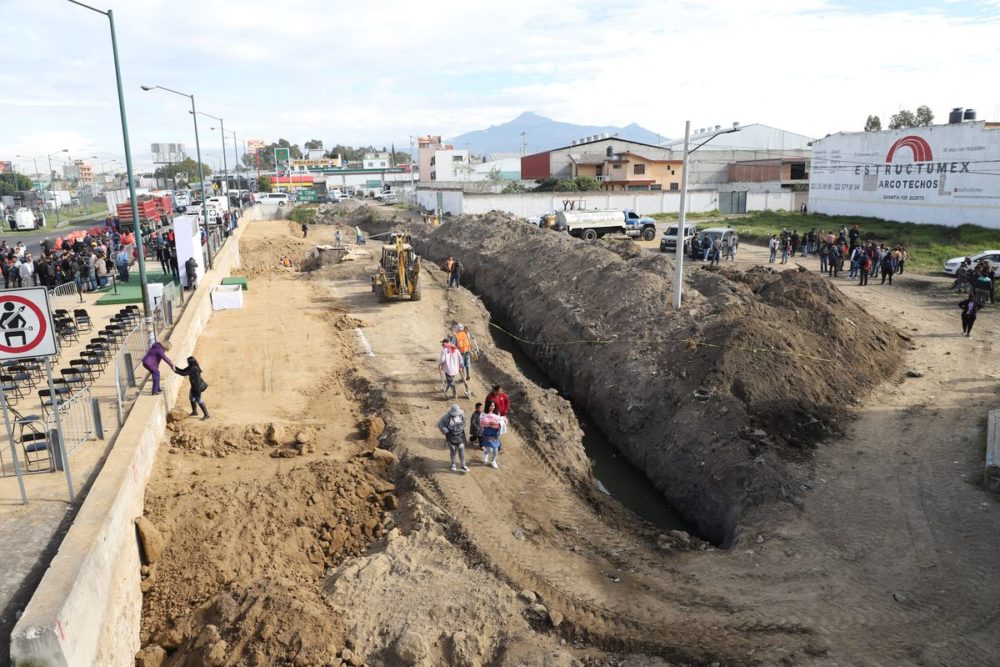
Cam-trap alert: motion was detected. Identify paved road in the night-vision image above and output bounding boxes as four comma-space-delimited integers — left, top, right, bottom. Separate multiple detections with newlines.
0, 220, 102, 255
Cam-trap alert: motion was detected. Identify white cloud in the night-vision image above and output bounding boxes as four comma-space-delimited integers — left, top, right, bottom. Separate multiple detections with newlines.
1, 0, 998, 169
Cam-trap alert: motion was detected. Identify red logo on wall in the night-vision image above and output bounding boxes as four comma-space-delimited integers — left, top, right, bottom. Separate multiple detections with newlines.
885, 136, 933, 163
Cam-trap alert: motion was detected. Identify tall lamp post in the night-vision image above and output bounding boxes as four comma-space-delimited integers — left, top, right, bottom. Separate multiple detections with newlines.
193, 111, 227, 195
213, 127, 240, 193
46, 149, 69, 226
672, 121, 740, 309
140, 84, 213, 270
66, 0, 155, 346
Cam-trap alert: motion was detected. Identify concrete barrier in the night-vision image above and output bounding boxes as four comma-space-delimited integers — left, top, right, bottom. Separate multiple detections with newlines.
9, 208, 261, 666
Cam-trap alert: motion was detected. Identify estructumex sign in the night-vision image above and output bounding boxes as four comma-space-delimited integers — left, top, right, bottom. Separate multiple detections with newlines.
810, 121, 1000, 227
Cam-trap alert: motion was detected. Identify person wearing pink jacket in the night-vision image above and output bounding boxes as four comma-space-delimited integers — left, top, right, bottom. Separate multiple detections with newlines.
438, 338, 463, 399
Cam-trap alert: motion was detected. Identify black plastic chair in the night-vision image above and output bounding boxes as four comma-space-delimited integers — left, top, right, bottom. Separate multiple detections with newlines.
9, 406, 51, 473
60, 368, 87, 390
70, 359, 97, 383
73, 308, 93, 332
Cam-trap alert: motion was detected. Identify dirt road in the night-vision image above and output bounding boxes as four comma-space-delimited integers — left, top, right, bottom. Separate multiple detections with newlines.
139, 218, 1000, 666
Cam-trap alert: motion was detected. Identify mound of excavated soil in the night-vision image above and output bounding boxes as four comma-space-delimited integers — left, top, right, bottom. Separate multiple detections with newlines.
411, 214, 905, 545
140, 453, 397, 664
233, 222, 312, 276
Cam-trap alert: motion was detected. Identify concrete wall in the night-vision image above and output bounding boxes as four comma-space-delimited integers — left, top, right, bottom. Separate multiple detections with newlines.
8, 207, 262, 667
418, 189, 720, 217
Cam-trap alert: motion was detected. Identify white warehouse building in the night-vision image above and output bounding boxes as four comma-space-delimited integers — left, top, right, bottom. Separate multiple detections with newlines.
810, 120, 1000, 227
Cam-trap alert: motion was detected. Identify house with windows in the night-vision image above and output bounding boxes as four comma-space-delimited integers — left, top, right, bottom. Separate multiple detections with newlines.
521, 136, 682, 191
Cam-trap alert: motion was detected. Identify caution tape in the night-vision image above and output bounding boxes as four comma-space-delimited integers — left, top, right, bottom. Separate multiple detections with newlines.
485, 320, 832, 362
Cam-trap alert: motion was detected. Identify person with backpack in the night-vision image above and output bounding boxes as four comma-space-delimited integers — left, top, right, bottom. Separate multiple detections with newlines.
827, 243, 840, 277
818, 241, 829, 273
436, 404, 469, 473
858, 253, 872, 286
174, 356, 209, 419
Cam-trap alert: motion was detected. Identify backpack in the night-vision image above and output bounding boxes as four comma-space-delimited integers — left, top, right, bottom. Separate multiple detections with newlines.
445, 415, 466, 445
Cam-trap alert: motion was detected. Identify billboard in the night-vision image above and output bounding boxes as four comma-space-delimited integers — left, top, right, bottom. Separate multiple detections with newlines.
246, 139, 265, 154
810, 122, 1000, 227
151, 143, 186, 164
274, 147, 291, 174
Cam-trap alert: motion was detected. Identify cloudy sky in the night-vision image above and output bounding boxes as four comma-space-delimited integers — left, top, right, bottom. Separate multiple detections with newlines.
2, 0, 999, 172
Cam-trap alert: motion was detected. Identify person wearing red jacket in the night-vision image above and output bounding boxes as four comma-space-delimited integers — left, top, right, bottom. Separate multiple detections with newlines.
485, 384, 510, 417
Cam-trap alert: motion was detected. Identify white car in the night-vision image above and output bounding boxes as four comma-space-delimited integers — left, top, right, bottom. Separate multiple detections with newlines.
943, 250, 1000, 275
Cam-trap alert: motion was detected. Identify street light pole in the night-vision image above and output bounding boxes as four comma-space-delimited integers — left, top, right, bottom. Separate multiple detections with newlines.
672, 121, 691, 309
672, 122, 741, 309
67, 0, 155, 344
141, 85, 214, 270
46, 149, 69, 227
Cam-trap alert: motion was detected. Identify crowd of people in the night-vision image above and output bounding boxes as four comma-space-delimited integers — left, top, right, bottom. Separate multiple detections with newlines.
767, 225, 909, 287
436, 320, 511, 473
0, 215, 145, 292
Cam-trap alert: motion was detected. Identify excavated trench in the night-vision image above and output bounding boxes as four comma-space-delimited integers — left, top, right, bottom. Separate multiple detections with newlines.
393, 212, 905, 546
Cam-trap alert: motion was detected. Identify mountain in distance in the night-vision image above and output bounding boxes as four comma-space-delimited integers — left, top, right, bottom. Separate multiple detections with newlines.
448, 112, 667, 155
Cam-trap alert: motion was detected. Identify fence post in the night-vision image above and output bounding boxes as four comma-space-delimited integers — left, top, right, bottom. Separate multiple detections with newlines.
92, 398, 104, 440
124, 352, 136, 387
165, 298, 173, 325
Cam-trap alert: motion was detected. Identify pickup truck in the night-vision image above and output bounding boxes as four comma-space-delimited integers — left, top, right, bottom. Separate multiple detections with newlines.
554, 208, 657, 241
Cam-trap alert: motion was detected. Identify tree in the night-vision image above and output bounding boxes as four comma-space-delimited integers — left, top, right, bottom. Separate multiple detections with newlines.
864, 115, 882, 132
303, 139, 324, 150
154, 158, 212, 180
915, 105, 934, 126
573, 176, 602, 191
0, 171, 35, 197
888, 106, 934, 130
243, 139, 303, 171
257, 175, 272, 193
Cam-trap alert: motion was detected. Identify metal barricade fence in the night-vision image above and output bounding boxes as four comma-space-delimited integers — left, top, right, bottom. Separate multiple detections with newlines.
46, 386, 97, 456
112, 323, 148, 425
47, 280, 83, 312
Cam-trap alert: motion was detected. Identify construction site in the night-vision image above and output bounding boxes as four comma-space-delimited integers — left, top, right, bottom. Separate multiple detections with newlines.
8, 203, 1000, 667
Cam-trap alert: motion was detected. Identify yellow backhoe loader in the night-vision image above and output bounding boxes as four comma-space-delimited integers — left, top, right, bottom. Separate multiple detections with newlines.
371, 232, 422, 302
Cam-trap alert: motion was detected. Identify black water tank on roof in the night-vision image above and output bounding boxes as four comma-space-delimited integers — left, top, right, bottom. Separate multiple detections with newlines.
964, 108, 977, 121
949, 107, 964, 124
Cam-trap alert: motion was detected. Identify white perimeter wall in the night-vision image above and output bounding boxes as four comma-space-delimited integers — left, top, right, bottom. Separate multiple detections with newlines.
810, 122, 1000, 227
417, 189, 796, 217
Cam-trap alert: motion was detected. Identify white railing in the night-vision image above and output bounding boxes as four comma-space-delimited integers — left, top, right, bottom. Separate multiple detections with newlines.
48, 280, 82, 312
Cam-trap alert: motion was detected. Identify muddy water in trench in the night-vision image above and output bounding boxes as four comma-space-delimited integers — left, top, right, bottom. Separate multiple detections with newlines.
488, 325, 686, 532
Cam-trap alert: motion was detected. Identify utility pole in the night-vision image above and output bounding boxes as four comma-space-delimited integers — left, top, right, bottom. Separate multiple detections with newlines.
672, 121, 691, 309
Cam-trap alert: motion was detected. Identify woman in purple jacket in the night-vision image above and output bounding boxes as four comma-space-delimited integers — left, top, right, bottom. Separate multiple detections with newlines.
141, 341, 174, 395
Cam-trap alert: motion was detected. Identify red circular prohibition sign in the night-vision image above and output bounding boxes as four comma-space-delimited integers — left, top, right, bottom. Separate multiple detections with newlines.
0, 295, 48, 354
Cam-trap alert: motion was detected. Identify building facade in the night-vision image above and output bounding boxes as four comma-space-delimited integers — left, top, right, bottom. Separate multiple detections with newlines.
522, 137, 682, 190
810, 120, 1000, 227
418, 135, 451, 182
430, 149, 470, 181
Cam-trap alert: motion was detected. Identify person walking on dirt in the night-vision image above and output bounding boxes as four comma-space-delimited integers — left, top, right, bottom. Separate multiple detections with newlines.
485, 384, 510, 417
768, 235, 778, 263
437, 404, 470, 473
301, 222, 308, 238
469, 402, 483, 450
174, 356, 210, 419
453, 324, 473, 380
355, 226, 366, 245
780, 237, 791, 264
959, 297, 981, 337
335, 230, 342, 247
439, 338, 463, 399
445, 256, 455, 274
858, 253, 871, 286
479, 402, 503, 469
818, 241, 829, 273
449, 258, 463, 288
880, 251, 896, 285
827, 243, 840, 277
142, 340, 174, 395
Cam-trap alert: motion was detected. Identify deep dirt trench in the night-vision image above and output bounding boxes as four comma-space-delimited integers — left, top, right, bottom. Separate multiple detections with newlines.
398, 212, 905, 546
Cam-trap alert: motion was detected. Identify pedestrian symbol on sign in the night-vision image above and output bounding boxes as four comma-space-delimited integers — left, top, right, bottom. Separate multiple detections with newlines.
0, 302, 31, 347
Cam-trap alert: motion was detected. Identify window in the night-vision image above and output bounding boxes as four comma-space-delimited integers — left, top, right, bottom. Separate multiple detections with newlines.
633, 164, 646, 175
670, 183, 679, 191
612, 164, 622, 170
452, 155, 464, 162
606, 146, 613, 157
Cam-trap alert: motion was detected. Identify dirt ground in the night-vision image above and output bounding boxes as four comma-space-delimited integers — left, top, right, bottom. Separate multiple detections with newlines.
137, 214, 1000, 666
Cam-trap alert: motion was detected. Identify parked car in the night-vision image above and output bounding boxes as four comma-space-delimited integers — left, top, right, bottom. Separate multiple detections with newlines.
660, 223, 698, 253
688, 227, 738, 259
259, 192, 290, 206
943, 250, 1000, 275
